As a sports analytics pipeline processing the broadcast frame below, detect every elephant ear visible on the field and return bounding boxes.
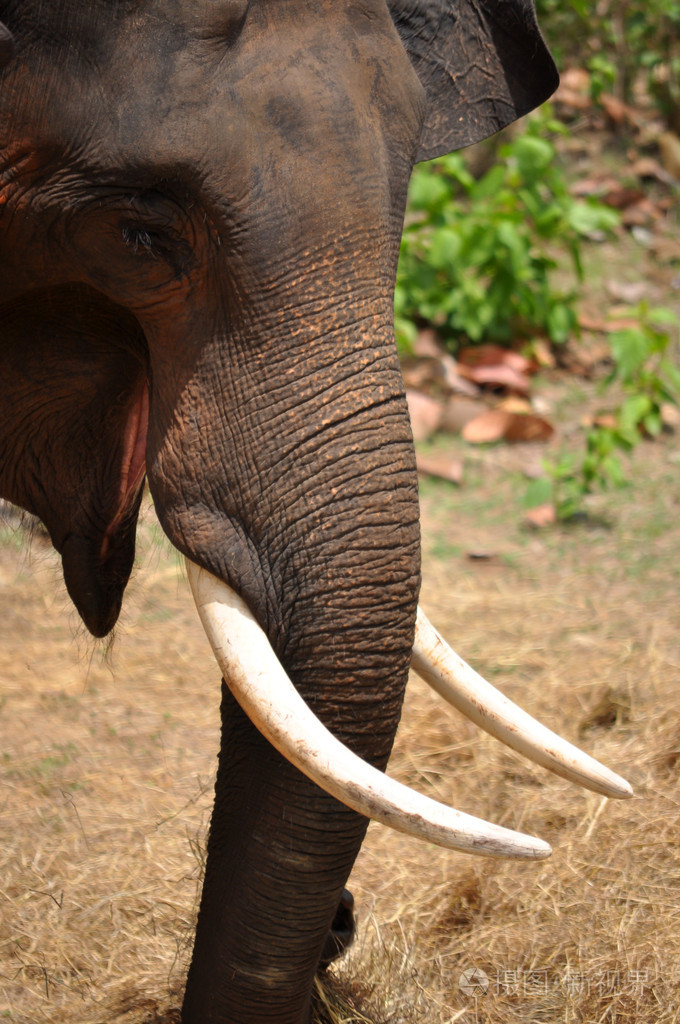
[388,0,559,161]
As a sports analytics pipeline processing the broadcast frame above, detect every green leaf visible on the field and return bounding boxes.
[547,302,575,343]
[643,410,663,436]
[619,393,652,431]
[524,477,553,509]
[567,201,620,236]
[511,135,554,176]
[428,227,462,269]
[609,327,650,381]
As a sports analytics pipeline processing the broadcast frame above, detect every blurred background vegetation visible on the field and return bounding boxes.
[397,0,680,521]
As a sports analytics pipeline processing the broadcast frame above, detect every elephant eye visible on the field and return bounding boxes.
[120,221,195,277]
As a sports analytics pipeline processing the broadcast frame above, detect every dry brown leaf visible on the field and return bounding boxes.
[578,315,640,333]
[457,347,533,395]
[593,413,618,430]
[570,175,620,198]
[401,356,445,392]
[606,280,650,304]
[560,67,591,92]
[462,408,554,444]
[554,68,592,112]
[405,390,442,441]
[600,93,637,126]
[620,198,663,227]
[498,396,533,414]
[631,156,677,186]
[530,338,556,369]
[458,344,532,374]
[650,234,680,263]
[415,452,464,485]
[412,327,445,359]
[457,362,531,395]
[602,186,646,210]
[402,355,479,398]
[658,131,680,181]
[525,503,557,528]
[438,395,487,435]
[661,403,680,429]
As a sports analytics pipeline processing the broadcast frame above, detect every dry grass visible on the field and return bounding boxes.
[1,432,679,1023]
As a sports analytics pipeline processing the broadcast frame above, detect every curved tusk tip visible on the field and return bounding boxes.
[609,776,634,800]
[525,838,552,861]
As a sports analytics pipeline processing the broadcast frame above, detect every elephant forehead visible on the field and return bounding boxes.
[1,0,422,166]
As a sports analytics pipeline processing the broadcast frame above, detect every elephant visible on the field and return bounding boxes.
[0,2,632,1022]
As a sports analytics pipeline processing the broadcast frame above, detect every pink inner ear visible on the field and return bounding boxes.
[99,381,149,563]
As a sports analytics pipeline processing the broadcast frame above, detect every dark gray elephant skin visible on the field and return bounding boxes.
[0,2,557,1022]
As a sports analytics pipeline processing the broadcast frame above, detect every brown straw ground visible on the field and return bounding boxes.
[1,436,679,1024]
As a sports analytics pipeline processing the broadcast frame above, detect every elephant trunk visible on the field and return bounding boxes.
[183,685,387,1024]
[145,314,421,1023]
[181,489,418,1022]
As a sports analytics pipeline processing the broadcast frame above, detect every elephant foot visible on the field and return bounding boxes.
[318,889,355,970]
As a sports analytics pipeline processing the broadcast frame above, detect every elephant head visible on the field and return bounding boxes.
[0,2,631,1022]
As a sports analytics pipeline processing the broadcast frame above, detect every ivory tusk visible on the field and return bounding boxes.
[412,607,633,800]
[186,559,552,861]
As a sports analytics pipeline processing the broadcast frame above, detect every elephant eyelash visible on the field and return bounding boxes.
[121,223,196,277]
[121,224,164,260]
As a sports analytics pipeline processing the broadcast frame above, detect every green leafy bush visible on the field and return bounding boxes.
[526,305,680,520]
[395,113,619,355]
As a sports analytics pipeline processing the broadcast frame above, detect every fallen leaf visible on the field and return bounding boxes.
[401,356,443,392]
[462,408,554,444]
[593,413,618,430]
[602,186,646,210]
[530,338,556,369]
[439,354,480,396]
[606,280,650,304]
[658,132,680,181]
[457,362,531,395]
[498,396,533,414]
[649,235,680,263]
[559,336,612,375]
[554,68,592,112]
[570,176,620,198]
[458,345,532,375]
[415,453,464,485]
[620,198,662,227]
[578,315,640,333]
[402,341,479,398]
[661,403,680,430]
[413,328,446,359]
[561,67,591,92]
[600,93,638,127]
[525,504,557,528]
[554,88,592,112]
[439,395,487,434]
[406,390,442,441]
[631,156,677,186]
